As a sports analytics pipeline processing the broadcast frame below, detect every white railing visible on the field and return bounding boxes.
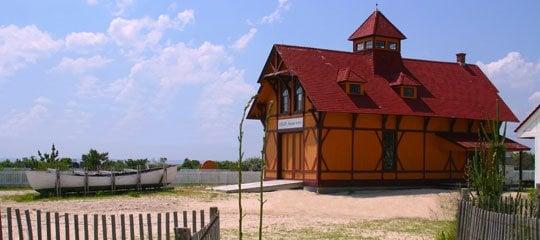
[0,169,261,187]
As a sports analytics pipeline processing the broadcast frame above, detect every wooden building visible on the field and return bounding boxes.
[247,10,529,189]
[515,105,540,185]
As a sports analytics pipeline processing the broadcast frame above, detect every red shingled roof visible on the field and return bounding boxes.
[348,10,406,40]
[389,72,421,86]
[272,44,518,122]
[336,67,367,83]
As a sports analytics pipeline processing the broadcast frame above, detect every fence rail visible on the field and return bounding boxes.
[0,207,219,240]
[0,169,261,187]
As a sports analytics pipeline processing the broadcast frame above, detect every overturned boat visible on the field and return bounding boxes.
[25,166,178,194]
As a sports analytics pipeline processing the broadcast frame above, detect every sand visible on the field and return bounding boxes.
[0,188,459,239]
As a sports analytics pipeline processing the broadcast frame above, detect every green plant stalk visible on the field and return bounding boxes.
[238,95,256,240]
[259,101,273,240]
[466,101,506,207]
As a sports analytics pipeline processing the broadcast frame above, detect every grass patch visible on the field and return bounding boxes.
[222,218,453,240]
[0,185,32,191]
[1,186,228,202]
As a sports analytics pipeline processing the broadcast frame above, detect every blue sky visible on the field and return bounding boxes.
[0,0,539,161]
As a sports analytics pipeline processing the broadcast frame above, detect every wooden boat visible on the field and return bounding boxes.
[25,166,177,194]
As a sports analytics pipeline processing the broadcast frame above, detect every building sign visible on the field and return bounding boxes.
[278,117,303,131]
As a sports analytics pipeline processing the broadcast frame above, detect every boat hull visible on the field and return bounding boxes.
[25,166,177,194]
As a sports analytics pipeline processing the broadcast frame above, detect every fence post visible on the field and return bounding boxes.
[461,188,470,201]
[536,184,540,217]
[174,228,191,240]
[25,210,33,240]
[0,209,3,240]
[55,212,60,240]
[15,209,23,240]
[210,207,219,238]
[65,213,70,240]
[7,207,13,240]
[46,212,51,240]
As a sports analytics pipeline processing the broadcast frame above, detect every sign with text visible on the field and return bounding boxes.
[278,117,303,131]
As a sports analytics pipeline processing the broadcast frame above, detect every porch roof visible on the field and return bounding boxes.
[437,132,530,151]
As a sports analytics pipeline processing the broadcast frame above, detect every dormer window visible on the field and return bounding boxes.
[401,86,417,98]
[365,41,373,49]
[281,88,289,114]
[348,83,364,95]
[375,41,385,49]
[389,42,398,50]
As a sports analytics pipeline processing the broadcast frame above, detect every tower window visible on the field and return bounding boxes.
[295,85,303,112]
[365,41,373,49]
[281,88,289,114]
[356,42,365,51]
[375,41,385,49]
[389,42,398,50]
[401,86,417,98]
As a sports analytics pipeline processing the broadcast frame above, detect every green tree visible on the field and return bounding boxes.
[244,157,263,171]
[36,144,71,170]
[81,149,109,171]
[125,159,149,169]
[38,144,59,163]
[180,158,200,169]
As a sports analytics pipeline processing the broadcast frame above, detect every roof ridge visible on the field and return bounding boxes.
[274,44,355,55]
[402,57,478,66]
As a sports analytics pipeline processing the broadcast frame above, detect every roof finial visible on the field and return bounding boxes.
[375,3,379,11]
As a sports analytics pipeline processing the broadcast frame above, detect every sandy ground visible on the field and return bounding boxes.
[0,188,459,239]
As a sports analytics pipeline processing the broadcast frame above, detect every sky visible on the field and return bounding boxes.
[0,0,539,161]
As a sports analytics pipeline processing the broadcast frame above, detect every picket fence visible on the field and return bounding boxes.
[457,199,540,240]
[0,169,261,187]
[0,207,219,240]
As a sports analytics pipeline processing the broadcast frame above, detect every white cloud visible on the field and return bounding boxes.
[0,25,62,77]
[231,28,257,50]
[108,11,195,55]
[529,91,540,104]
[128,42,228,91]
[86,0,98,5]
[261,0,290,24]
[198,68,255,131]
[51,55,111,74]
[65,32,108,49]
[100,41,254,136]
[176,9,195,28]
[0,97,51,137]
[113,0,134,16]
[477,52,540,88]
[77,75,102,97]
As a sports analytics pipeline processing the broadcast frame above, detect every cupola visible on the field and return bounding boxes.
[348,10,406,53]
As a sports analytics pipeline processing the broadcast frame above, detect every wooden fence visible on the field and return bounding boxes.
[457,199,540,239]
[0,207,219,240]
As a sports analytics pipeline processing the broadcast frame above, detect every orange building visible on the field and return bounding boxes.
[247,10,528,190]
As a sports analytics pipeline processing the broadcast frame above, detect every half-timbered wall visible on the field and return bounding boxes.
[318,113,481,185]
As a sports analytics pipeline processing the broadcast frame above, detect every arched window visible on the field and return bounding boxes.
[295,85,303,112]
[281,88,289,114]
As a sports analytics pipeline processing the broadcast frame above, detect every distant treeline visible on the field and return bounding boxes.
[180,157,263,171]
[0,144,264,171]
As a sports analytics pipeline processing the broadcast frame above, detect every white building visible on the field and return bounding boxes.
[515,105,540,185]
